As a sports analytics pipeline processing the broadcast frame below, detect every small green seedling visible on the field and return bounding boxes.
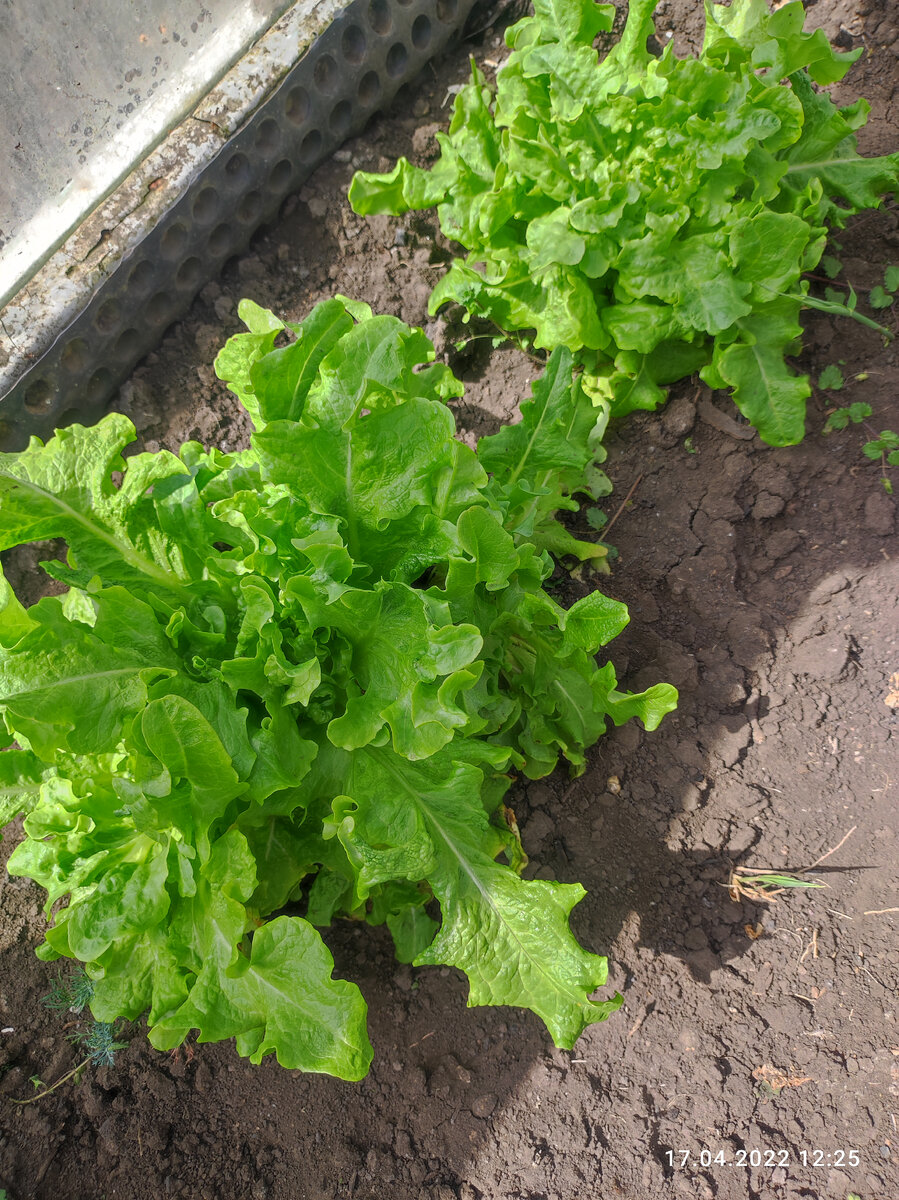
[869,264,899,309]
[729,867,826,904]
[818,364,845,391]
[862,429,899,493]
[12,970,127,1105]
[869,286,892,308]
[822,402,872,433]
[586,506,608,532]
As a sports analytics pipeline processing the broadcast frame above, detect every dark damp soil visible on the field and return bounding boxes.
[1,3,897,1198]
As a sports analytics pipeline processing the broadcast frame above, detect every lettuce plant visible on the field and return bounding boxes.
[349,0,899,446]
[0,299,676,1077]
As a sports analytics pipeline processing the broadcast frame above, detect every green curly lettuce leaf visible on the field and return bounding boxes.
[329,746,622,1046]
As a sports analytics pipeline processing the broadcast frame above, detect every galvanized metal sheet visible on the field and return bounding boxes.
[0,0,293,306]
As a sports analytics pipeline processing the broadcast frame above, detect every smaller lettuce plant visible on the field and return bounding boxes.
[0,299,675,1078]
[350,0,899,447]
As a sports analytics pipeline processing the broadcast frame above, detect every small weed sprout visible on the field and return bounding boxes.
[11,970,128,1104]
[862,430,899,493]
[728,867,826,904]
[869,263,899,310]
[71,1021,127,1069]
[821,401,899,493]
[44,967,95,1015]
[817,364,845,392]
[822,401,872,432]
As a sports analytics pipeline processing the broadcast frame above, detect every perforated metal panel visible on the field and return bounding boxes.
[0,0,478,451]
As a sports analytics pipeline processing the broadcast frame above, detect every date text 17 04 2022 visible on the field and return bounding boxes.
[664,1149,861,1170]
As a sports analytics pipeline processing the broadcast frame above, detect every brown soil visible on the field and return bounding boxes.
[1,3,898,1199]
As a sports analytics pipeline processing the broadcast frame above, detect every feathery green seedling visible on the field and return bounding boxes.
[12,1023,127,1105]
[12,970,127,1105]
[44,967,95,1015]
[70,1021,128,1069]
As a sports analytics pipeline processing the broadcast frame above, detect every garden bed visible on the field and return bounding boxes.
[0,1,897,1198]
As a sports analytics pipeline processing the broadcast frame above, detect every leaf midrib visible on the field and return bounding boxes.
[1,470,187,594]
[371,748,591,1012]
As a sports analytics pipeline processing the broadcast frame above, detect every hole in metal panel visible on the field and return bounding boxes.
[176,256,203,288]
[329,100,353,136]
[313,53,339,94]
[57,408,82,430]
[386,42,408,77]
[160,223,189,260]
[299,129,323,163]
[269,159,293,191]
[391,81,414,112]
[224,153,251,187]
[342,24,366,63]
[146,293,171,325]
[208,224,233,257]
[60,338,88,374]
[411,14,432,48]
[358,70,381,106]
[367,0,391,34]
[24,379,54,414]
[256,117,281,152]
[237,191,263,224]
[114,329,141,359]
[436,0,458,20]
[95,299,122,334]
[192,186,220,225]
[87,369,112,405]
[285,85,311,125]
[128,260,156,295]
